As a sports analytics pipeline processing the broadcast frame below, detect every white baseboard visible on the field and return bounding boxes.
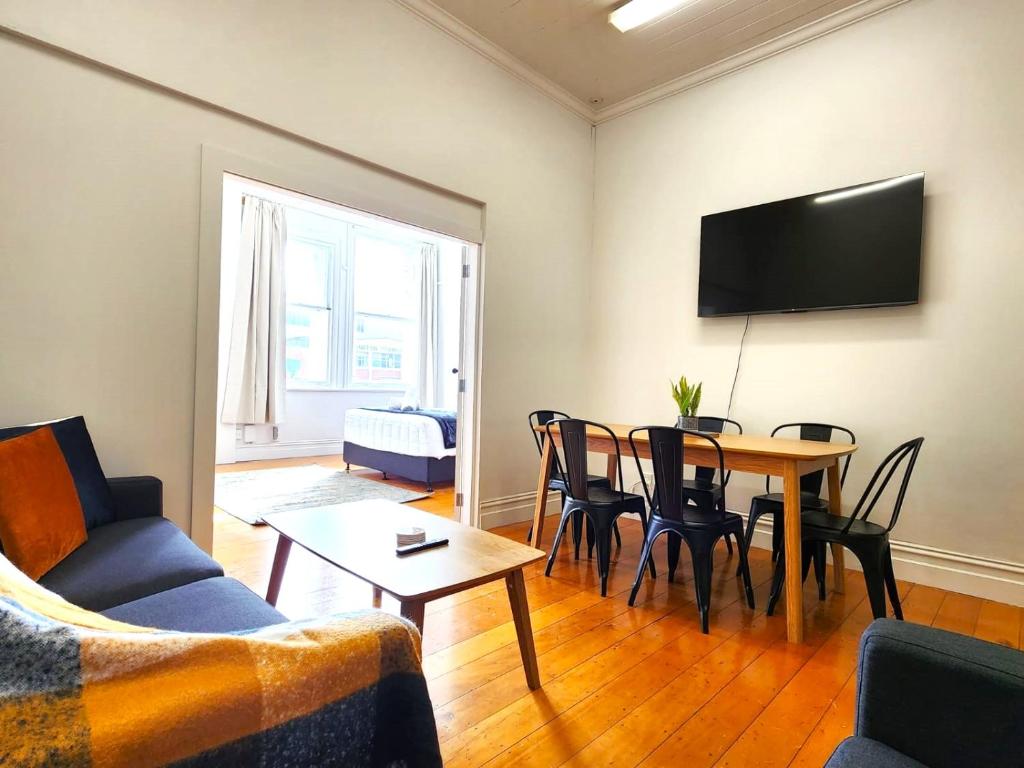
[479,491,561,530]
[230,438,344,463]
[478,491,1024,607]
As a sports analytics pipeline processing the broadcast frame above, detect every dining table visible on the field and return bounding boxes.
[530,423,858,644]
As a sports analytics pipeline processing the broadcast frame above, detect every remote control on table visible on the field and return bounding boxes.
[396,537,449,556]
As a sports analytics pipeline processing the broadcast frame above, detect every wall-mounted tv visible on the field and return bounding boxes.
[697,173,924,318]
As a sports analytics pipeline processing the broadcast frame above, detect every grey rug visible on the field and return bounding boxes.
[214,464,428,525]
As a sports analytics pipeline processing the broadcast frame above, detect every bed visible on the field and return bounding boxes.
[343,407,456,492]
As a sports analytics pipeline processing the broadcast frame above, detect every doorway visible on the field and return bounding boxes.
[190,148,484,556]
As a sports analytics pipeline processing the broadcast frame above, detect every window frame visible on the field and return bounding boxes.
[284,211,423,393]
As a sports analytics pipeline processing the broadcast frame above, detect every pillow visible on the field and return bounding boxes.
[0,416,116,529]
[0,427,87,580]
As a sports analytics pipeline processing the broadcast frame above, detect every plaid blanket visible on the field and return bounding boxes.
[0,555,441,767]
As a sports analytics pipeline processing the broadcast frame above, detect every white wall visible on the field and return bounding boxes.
[590,0,1024,600]
[0,0,594,535]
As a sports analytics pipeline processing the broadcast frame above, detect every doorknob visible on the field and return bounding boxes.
[451,368,459,374]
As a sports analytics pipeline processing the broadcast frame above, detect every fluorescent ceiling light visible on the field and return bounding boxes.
[609,0,692,33]
[813,173,924,204]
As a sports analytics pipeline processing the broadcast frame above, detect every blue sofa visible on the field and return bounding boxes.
[39,474,286,632]
[826,619,1024,767]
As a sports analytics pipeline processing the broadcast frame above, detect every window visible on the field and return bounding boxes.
[283,209,422,390]
[284,237,334,385]
[351,232,418,386]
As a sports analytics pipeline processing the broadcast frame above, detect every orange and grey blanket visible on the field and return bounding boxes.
[0,555,442,767]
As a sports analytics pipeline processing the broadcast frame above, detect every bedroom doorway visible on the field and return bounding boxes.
[208,171,481,566]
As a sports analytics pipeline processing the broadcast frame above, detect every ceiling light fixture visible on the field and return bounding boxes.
[609,0,692,33]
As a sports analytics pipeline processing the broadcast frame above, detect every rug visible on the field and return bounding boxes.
[214,464,429,525]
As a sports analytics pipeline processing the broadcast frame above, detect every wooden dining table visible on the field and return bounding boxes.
[530,423,857,644]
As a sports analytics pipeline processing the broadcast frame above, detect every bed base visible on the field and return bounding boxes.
[342,441,455,493]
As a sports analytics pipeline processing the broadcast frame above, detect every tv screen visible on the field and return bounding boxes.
[697,173,924,317]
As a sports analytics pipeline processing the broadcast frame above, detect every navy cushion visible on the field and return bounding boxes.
[0,416,117,529]
[825,737,927,768]
[39,517,223,611]
[103,577,286,633]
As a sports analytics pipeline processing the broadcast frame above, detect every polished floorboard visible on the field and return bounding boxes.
[213,456,1023,767]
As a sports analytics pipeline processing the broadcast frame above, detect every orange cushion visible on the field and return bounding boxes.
[0,426,87,580]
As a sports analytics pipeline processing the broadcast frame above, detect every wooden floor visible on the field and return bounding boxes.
[213,457,1023,767]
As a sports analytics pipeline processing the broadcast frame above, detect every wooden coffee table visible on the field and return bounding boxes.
[263,499,546,689]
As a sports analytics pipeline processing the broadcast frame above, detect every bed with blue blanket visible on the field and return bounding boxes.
[343,407,456,492]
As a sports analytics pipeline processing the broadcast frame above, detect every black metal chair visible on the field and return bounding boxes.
[741,423,856,593]
[767,437,924,620]
[628,426,755,633]
[543,419,654,596]
[527,410,619,555]
[684,416,743,557]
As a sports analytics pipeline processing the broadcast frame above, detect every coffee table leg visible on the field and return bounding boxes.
[266,535,292,606]
[506,569,541,689]
[400,601,425,633]
[372,586,383,608]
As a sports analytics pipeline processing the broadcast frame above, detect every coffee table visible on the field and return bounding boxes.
[263,499,546,689]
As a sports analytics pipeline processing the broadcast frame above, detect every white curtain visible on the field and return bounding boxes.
[221,195,287,425]
[417,243,440,410]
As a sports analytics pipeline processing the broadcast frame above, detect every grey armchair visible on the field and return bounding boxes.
[827,618,1024,767]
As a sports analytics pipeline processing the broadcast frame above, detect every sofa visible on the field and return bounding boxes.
[826,618,1024,768]
[38,474,286,632]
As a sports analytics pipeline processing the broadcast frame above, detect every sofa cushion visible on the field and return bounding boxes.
[39,517,223,611]
[825,737,928,768]
[0,427,87,579]
[0,416,117,530]
[102,577,287,633]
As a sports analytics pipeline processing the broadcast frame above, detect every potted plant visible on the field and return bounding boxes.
[671,375,702,430]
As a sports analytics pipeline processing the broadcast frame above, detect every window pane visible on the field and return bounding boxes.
[286,238,331,307]
[285,230,334,387]
[286,305,330,384]
[353,234,417,318]
[351,233,419,387]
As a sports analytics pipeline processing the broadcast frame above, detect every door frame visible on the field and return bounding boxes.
[191,145,485,550]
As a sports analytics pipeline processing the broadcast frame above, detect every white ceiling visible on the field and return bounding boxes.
[399,0,907,121]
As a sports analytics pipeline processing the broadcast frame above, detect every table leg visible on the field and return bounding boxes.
[372,586,383,608]
[827,460,846,594]
[400,600,426,634]
[605,453,617,490]
[783,460,804,644]
[530,437,555,549]
[266,535,292,606]
[506,569,541,689]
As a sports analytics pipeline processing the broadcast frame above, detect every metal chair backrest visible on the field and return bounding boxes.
[767,422,856,497]
[528,409,570,456]
[630,426,727,523]
[844,437,924,534]
[693,416,742,487]
[546,419,625,503]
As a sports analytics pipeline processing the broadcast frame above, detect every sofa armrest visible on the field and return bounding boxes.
[106,476,163,521]
[856,618,1024,768]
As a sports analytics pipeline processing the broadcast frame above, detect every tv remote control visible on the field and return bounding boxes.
[396,537,449,556]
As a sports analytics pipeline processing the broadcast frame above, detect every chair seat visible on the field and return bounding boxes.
[548,473,610,494]
[752,491,830,511]
[654,508,744,530]
[576,487,646,512]
[681,478,723,496]
[801,509,888,538]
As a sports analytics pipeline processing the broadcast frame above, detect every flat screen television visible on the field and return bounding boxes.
[697,173,924,317]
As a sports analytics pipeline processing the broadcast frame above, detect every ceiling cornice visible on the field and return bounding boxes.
[394,0,911,127]
[594,0,912,123]
[392,0,597,123]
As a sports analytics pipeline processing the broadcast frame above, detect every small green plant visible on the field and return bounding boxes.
[670,375,702,417]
